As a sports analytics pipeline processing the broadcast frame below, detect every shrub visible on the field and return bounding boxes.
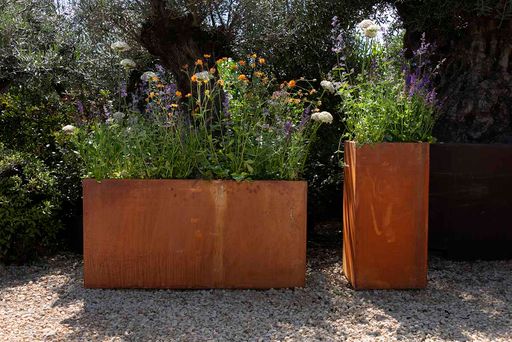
[0,145,63,264]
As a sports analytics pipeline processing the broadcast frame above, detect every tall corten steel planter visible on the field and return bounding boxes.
[343,141,429,290]
[83,179,307,289]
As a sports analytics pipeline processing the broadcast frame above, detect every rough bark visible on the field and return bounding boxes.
[139,0,232,92]
[397,5,512,143]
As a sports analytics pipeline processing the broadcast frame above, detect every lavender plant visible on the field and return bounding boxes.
[331,20,439,144]
[66,52,332,181]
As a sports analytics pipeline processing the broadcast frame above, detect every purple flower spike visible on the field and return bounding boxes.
[120,81,127,97]
[284,121,293,138]
[76,100,84,114]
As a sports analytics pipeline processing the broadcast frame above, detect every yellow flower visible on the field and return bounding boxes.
[149,92,156,99]
[258,57,266,65]
[204,54,211,58]
[217,79,225,86]
[191,75,198,82]
[238,74,249,82]
[195,59,203,66]
[250,63,256,68]
[171,104,179,109]
[216,58,224,64]
[151,76,159,82]
[254,71,264,78]
[185,93,192,98]
[288,80,297,88]
[157,83,165,88]
[176,90,183,98]
[251,53,257,58]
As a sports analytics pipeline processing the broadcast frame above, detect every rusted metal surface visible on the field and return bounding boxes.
[343,141,429,290]
[83,179,306,289]
[430,143,512,260]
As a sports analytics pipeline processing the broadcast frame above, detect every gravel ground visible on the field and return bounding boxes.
[0,249,511,342]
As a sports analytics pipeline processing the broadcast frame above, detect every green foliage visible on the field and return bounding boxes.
[71,56,331,181]
[332,23,437,144]
[0,144,63,264]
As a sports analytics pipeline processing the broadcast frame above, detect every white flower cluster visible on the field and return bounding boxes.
[358,19,380,38]
[62,125,76,134]
[120,58,136,69]
[111,41,131,53]
[194,71,213,81]
[140,71,157,81]
[320,80,336,94]
[311,111,333,124]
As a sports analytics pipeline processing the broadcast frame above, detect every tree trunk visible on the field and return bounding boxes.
[398,6,512,143]
[139,1,232,93]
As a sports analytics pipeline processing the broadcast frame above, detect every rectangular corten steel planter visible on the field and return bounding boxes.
[83,179,307,289]
[343,141,429,290]
[430,143,512,260]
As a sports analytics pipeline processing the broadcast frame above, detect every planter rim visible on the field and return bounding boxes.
[432,142,512,148]
[82,178,306,184]
[345,140,430,146]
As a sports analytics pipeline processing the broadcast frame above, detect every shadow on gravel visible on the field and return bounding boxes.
[4,249,509,340]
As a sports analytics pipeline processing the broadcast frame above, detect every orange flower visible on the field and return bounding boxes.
[157,83,165,88]
[195,59,203,66]
[238,74,249,82]
[149,91,156,99]
[176,90,183,98]
[238,60,246,66]
[204,54,211,58]
[151,76,159,82]
[191,75,198,82]
[258,57,266,65]
[254,71,264,78]
[288,80,297,88]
